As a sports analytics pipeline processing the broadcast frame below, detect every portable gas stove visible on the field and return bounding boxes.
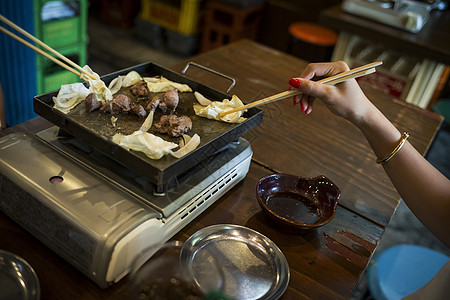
[0,62,263,288]
[342,0,447,33]
[0,128,252,288]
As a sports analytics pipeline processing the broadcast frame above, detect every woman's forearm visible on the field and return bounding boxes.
[357,104,450,247]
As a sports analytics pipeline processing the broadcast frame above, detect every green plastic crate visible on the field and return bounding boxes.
[34,0,88,48]
[36,43,87,94]
[44,68,81,92]
[41,17,84,48]
[34,0,88,94]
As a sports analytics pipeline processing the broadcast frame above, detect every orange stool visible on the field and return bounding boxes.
[288,22,338,62]
[200,0,265,53]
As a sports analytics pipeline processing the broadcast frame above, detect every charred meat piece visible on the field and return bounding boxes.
[146,96,161,113]
[154,115,192,137]
[130,80,149,97]
[113,94,131,111]
[100,94,131,114]
[131,103,147,117]
[84,93,102,112]
[159,89,179,114]
[100,101,122,114]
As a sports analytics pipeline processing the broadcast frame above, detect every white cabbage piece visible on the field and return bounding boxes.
[143,76,192,92]
[80,65,112,103]
[52,82,92,114]
[178,134,191,148]
[122,71,142,87]
[170,134,200,158]
[107,70,142,95]
[194,91,212,106]
[108,75,124,95]
[139,110,155,132]
[112,130,178,160]
[193,95,247,123]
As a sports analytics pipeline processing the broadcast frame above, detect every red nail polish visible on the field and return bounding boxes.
[289,78,301,88]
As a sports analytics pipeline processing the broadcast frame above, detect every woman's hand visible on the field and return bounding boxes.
[289,61,374,127]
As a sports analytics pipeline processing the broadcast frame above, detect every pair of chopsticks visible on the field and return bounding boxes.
[0,14,97,81]
[219,61,382,117]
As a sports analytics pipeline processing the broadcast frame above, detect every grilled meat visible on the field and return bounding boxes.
[159,89,179,114]
[100,94,131,114]
[131,103,147,117]
[146,96,161,112]
[154,115,192,137]
[130,80,149,98]
[84,93,102,112]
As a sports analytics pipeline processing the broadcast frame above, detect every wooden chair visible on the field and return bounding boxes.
[200,0,265,53]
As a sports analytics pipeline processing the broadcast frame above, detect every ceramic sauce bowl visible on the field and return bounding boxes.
[256,174,340,231]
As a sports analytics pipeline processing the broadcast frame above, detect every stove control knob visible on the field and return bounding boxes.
[400,12,424,33]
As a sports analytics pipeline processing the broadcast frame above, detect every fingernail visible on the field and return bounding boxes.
[292,97,296,106]
[289,78,302,88]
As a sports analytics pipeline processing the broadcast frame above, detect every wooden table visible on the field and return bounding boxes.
[0,40,443,299]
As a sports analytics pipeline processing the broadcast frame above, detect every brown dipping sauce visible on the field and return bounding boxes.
[266,192,320,224]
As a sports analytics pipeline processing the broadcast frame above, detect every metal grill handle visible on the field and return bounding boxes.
[181,62,236,94]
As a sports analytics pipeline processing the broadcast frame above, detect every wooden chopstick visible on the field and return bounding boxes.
[315,61,381,84]
[0,14,97,81]
[321,67,376,85]
[218,62,382,117]
[0,26,82,77]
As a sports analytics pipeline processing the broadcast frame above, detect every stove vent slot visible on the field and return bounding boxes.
[179,169,238,220]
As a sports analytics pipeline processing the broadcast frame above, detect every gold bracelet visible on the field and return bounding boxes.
[376,132,409,164]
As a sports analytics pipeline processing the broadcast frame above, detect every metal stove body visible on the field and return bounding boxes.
[0,128,253,288]
[342,0,447,33]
